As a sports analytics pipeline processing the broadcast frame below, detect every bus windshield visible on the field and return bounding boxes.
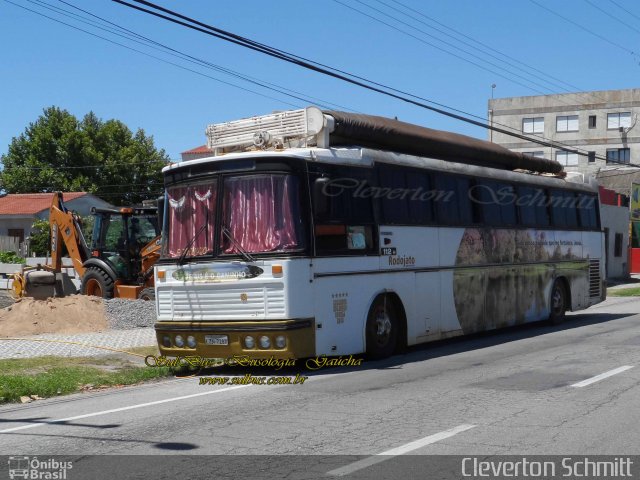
[164,173,305,260]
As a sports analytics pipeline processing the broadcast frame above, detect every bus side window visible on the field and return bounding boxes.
[310,165,376,254]
[474,180,516,226]
[550,190,567,228]
[578,194,598,229]
[563,192,579,228]
[517,186,537,226]
[551,190,578,229]
[535,189,551,227]
[378,164,433,225]
[434,173,475,225]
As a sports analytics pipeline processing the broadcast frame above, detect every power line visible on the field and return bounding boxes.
[4,0,340,111]
[339,0,615,111]
[378,0,612,106]
[338,0,560,97]
[584,0,640,36]
[49,0,353,112]
[529,0,640,63]
[112,0,629,166]
[608,0,640,22]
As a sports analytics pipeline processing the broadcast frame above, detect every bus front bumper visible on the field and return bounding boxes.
[154,318,315,359]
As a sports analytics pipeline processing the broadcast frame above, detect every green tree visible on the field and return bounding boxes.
[28,219,50,257]
[1,107,169,205]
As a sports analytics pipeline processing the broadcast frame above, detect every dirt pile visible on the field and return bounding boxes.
[0,295,107,337]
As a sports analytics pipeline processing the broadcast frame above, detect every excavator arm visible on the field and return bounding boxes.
[49,192,88,277]
[12,192,90,299]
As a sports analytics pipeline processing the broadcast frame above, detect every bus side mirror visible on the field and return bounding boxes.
[313,178,330,217]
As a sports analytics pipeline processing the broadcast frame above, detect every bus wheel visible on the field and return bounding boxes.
[365,295,398,359]
[549,280,567,325]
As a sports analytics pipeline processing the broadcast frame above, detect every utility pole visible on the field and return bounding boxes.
[489,84,496,142]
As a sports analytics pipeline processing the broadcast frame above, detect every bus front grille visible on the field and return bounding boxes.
[157,284,286,319]
[589,260,601,298]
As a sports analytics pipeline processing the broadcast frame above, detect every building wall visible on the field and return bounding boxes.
[489,89,640,177]
[600,204,629,279]
[0,195,114,253]
[0,217,34,238]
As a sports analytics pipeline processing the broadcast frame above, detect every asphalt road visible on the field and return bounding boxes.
[1,296,639,478]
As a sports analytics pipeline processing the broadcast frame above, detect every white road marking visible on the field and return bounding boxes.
[327,424,476,477]
[0,385,251,434]
[0,371,344,434]
[570,366,634,388]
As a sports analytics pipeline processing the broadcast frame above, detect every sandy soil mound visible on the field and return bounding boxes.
[0,295,107,337]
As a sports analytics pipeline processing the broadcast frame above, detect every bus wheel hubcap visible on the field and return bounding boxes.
[552,289,563,312]
[375,312,392,340]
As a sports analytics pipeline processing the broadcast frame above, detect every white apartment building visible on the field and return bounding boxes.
[488,88,640,178]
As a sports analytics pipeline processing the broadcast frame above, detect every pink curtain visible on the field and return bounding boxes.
[166,182,216,258]
[223,175,302,254]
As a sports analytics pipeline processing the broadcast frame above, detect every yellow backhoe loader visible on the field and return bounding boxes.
[12,192,162,300]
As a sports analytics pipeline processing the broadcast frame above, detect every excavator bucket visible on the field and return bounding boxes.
[11,267,77,300]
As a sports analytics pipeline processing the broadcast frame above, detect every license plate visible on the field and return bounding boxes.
[205,335,229,346]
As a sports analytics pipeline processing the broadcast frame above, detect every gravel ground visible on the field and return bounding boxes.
[0,290,157,330]
[104,297,158,329]
[0,290,15,309]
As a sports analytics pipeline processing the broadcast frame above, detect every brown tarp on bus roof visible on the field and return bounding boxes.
[324,110,563,174]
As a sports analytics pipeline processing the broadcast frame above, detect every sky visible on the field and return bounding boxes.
[1,0,640,161]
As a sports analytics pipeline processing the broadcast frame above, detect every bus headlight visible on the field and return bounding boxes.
[174,335,185,348]
[162,335,172,347]
[244,336,255,349]
[275,335,286,349]
[259,335,271,349]
[187,336,197,348]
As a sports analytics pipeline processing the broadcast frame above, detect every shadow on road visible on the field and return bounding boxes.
[182,311,634,378]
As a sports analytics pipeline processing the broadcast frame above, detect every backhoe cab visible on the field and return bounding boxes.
[12,192,161,301]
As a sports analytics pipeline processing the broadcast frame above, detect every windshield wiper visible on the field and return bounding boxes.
[221,225,256,263]
[177,223,208,266]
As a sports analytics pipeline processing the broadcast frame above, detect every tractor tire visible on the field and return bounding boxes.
[81,267,115,299]
[138,287,155,301]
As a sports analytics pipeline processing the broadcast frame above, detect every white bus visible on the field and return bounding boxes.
[154,107,605,359]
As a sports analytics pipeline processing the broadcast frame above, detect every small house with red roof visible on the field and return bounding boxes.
[0,192,113,244]
[181,145,213,162]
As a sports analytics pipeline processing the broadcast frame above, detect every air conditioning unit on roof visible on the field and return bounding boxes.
[206,106,329,153]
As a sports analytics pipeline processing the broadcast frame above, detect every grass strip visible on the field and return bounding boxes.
[0,347,172,404]
[607,287,640,297]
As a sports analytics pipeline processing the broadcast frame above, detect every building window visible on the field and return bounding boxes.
[7,228,24,242]
[522,117,544,134]
[614,233,623,257]
[556,115,578,132]
[606,148,630,164]
[588,151,596,162]
[607,112,631,129]
[588,115,596,128]
[523,151,544,158]
[556,151,579,166]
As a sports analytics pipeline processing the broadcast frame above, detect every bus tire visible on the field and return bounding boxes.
[548,279,567,325]
[81,267,115,299]
[365,295,399,359]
